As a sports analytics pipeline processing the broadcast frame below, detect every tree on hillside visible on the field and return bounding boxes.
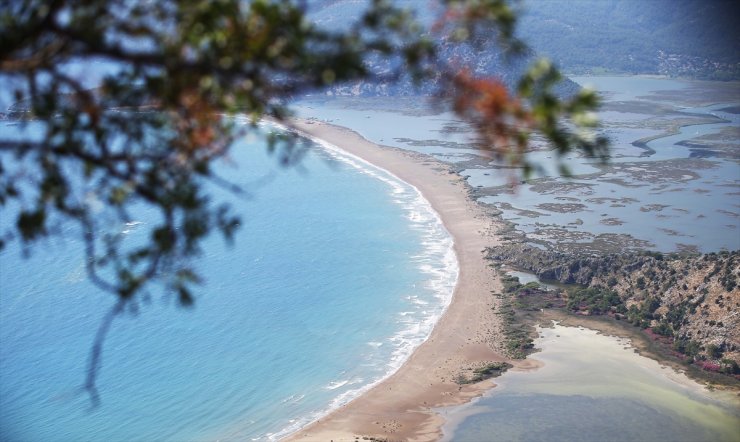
[0,0,607,402]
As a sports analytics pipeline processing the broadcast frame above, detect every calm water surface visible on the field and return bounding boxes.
[441,324,740,442]
[0,121,457,441]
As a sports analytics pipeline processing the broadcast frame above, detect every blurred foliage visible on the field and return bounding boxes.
[0,0,607,308]
[0,0,610,402]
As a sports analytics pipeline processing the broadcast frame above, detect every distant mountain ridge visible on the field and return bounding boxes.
[306,0,740,84]
[518,0,740,80]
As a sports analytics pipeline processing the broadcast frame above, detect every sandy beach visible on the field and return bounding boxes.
[284,119,524,441]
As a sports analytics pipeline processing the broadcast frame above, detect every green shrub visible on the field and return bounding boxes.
[719,359,739,375]
[653,321,673,337]
[456,362,513,384]
[706,344,723,359]
[566,287,622,315]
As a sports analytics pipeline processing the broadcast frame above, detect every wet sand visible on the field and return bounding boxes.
[284,119,517,441]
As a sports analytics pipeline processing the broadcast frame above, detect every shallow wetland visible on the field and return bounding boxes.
[299,75,740,440]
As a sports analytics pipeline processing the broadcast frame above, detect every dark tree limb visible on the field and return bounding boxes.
[83,298,126,408]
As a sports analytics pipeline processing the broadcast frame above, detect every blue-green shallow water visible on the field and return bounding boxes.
[0,121,456,441]
[441,325,740,442]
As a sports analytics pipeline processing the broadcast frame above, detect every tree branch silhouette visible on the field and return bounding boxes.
[0,0,608,404]
[83,298,126,408]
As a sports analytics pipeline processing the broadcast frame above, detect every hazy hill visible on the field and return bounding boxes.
[518,0,740,80]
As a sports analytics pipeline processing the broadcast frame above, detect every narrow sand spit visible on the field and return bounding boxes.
[284,119,521,441]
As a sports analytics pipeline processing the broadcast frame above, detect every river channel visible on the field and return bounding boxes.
[469,77,740,253]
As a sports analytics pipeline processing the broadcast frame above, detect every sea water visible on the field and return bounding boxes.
[0,120,457,441]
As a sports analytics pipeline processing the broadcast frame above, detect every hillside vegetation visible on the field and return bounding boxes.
[488,246,740,377]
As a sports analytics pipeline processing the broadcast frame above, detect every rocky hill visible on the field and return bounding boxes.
[488,245,740,375]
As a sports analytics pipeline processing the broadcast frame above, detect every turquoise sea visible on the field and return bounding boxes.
[0,120,456,441]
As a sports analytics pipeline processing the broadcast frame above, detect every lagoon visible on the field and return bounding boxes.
[441,324,740,442]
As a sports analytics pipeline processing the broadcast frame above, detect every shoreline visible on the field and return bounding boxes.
[537,311,740,393]
[440,321,740,442]
[284,119,515,441]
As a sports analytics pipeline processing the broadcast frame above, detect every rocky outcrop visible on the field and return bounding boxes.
[488,246,658,285]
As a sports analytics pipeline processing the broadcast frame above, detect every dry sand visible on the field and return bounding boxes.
[283,119,520,441]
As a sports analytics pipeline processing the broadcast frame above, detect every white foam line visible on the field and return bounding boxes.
[265,124,460,441]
